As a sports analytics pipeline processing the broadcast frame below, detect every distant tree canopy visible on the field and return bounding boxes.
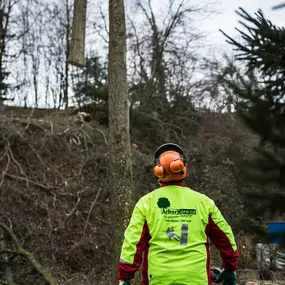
[220,8,285,224]
[73,56,108,106]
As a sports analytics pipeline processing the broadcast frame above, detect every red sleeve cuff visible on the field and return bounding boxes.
[222,250,239,271]
[118,262,136,280]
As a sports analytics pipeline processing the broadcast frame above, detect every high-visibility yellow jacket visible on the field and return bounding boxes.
[118,184,238,285]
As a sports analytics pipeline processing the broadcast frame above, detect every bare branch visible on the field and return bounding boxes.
[99,5,109,36]
[4,173,51,191]
[83,187,102,235]
[0,224,59,285]
[136,1,153,27]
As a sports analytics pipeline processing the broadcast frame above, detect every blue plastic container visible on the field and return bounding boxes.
[267,222,285,244]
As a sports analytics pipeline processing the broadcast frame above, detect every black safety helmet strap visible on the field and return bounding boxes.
[154,143,187,164]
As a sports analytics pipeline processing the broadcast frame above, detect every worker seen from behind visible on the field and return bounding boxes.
[117,143,238,285]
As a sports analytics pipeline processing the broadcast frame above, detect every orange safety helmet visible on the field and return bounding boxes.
[153,143,187,182]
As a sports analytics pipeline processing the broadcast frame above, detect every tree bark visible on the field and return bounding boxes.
[108,0,134,281]
[68,0,87,67]
[64,0,70,108]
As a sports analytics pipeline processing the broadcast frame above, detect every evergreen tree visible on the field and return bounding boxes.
[72,56,108,106]
[220,8,285,243]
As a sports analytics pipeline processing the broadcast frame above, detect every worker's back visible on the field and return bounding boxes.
[141,185,213,285]
[118,143,238,285]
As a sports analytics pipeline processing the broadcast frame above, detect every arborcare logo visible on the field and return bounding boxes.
[157,197,196,216]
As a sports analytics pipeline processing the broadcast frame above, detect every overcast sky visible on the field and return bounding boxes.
[199,0,285,55]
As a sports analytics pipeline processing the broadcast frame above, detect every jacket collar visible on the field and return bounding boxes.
[160,181,185,187]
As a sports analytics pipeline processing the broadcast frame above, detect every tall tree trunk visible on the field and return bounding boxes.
[0,9,4,103]
[68,0,87,67]
[108,0,134,281]
[0,6,9,102]
[64,0,70,109]
[32,52,39,108]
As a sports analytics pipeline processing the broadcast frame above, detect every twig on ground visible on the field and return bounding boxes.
[82,122,108,146]
[63,191,81,223]
[0,152,10,189]
[83,188,102,235]
[8,147,26,177]
[4,173,51,191]
[45,203,53,230]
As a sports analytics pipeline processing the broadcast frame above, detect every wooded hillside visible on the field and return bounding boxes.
[0,106,268,284]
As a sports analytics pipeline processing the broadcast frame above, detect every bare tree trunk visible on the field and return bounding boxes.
[31,51,39,108]
[68,0,87,67]
[64,0,70,109]
[0,2,11,103]
[0,8,4,104]
[108,0,134,281]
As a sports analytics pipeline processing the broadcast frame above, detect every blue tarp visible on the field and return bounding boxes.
[268,222,285,244]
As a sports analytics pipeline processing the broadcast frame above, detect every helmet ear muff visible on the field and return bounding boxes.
[153,144,187,182]
[169,159,185,173]
[154,164,166,178]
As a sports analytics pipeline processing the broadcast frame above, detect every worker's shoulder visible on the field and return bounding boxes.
[136,187,167,206]
[184,187,214,203]
[135,191,153,205]
[138,188,159,201]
